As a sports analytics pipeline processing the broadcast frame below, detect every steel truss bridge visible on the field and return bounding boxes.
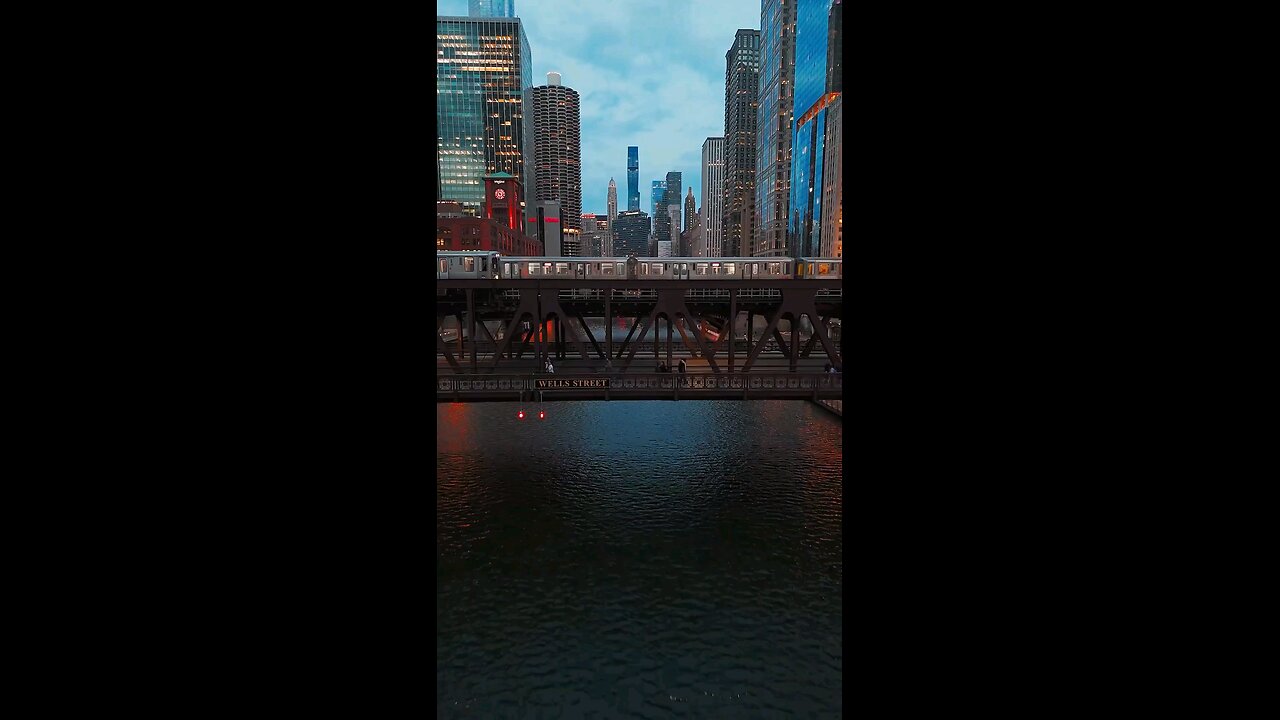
[435,278,844,376]
[438,372,842,402]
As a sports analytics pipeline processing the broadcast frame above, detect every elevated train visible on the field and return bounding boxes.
[437,251,841,281]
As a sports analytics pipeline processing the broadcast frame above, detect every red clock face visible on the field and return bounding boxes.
[494,188,506,200]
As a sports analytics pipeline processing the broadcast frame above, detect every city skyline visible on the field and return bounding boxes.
[437,0,761,218]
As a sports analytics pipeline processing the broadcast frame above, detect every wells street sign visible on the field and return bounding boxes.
[535,379,611,390]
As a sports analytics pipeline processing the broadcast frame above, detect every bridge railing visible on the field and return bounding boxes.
[437,372,842,397]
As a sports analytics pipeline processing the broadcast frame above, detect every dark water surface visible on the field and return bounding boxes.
[438,400,843,718]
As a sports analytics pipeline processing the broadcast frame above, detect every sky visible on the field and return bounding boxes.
[438,0,762,219]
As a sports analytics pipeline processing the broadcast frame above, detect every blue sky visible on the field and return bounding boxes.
[438,0,761,219]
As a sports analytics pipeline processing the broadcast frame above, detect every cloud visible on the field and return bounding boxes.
[438,0,762,219]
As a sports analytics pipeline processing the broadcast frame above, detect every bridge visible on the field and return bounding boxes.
[435,274,844,379]
[438,372,842,402]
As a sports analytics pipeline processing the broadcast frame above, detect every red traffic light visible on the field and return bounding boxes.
[538,410,546,420]
[517,410,525,419]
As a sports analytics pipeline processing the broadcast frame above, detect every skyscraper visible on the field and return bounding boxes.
[788,0,841,259]
[650,180,666,222]
[655,171,682,251]
[613,210,651,256]
[627,147,640,211]
[684,187,697,238]
[607,178,618,234]
[701,137,725,257]
[724,29,761,257]
[756,0,797,257]
[530,72,583,254]
[437,15,534,230]
[468,0,515,17]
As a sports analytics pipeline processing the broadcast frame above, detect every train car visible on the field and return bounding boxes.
[796,258,843,279]
[437,251,501,279]
[494,256,807,280]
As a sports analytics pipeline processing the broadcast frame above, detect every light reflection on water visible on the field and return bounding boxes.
[438,400,842,718]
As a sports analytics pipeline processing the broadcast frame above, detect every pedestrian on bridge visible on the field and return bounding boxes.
[546,359,555,374]
[678,359,687,386]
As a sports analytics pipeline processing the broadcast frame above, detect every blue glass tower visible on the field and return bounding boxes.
[627,146,639,210]
[468,0,515,17]
[788,0,840,258]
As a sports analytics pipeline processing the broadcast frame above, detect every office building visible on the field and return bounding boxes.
[788,0,841,259]
[613,210,650,257]
[627,147,640,210]
[532,199,563,256]
[701,137,725,257]
[724,29,761,257]
[650,180,666,221]
[468,0,515,17]
[668,205,681,255]
[756,0,797,257]
[437,15,534,231]
[684,187,696,237]
[437,178,542,255]
[682,211,703,257]
[607,178,618,235]
[655,170,682,251]
[530,72,582,254]
[819,95,841,258]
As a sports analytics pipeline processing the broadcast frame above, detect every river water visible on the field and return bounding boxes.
[437,400,843,717]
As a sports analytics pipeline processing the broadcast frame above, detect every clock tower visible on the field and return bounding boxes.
[483,172,524,236]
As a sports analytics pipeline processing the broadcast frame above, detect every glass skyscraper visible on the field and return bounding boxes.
[788,0,840,258]
[724,29,761,258]
[437,16,534,232]
[756,0,796,258]
[627,147,640,210]
[613,210,651,257]
[655,171,682,250]
[650,180,666,221]
[468,0,515,17]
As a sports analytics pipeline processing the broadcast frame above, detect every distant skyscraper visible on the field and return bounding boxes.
[724,29,761,257]
[627,147,640,211]
[531,72,583,254]
[756,0,797,257]
[437,15,533,231]
[682,211,703,257]
[788,0,841,259]
[468,0,515,17]
[655,171,682,248]
[701,137,725,257]
[667,205,681,256]
[684,187,696,237]
[613,210,651,256]
[650,180,666,222]
[607,178,618,233]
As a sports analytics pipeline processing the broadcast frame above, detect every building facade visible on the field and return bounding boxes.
[682,211,703,257]
[724,29,761,257]
[756,0,797,257]
[437,201,542,255]
[437,16,534,231]
[532,199,563,256]
[607,178,618,235]
[650,180,666,221]
[701,137,725,257]
[468,0,515,17]
[627,147,640,210]
[613,210,651,257]
[530,72,582,254]
[655,171,682,250]
[787,0,841,259]
[819,95,841,258]
[684,187,696,238]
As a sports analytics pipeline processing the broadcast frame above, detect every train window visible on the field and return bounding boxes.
[725,263,736,275]
[639,264,648,275]
[769,262,781,274]
[783,263,790,274]
[480,257,488,272]
[651,263,664,274]
[544,263,553,275]
[818,262,830,275]
[695,263,708,275]
[556,263,569,275]
[438,259,447,273]
[584,264,592,275]
[529,262,540,275]
[616,263,625,275]
[601,263,615,275]
[751,263,759,276]
[464,257,475,272]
